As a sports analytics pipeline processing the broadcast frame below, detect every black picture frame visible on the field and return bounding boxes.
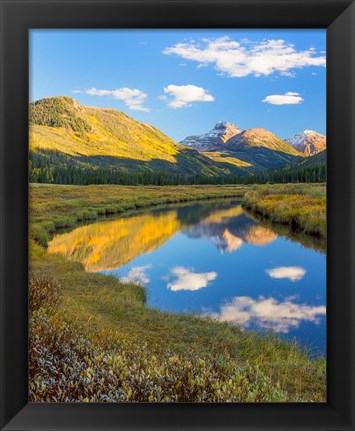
[0,0,354,430]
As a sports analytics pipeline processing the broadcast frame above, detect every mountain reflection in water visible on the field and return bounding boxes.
[48,200,277,271]
[48,199,326,355]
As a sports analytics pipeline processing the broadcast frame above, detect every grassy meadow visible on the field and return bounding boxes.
[242,183,326,239]
[29,183,326,402]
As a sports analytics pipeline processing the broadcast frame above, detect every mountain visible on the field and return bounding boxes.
[292,149,326,169]
[29,97,249,183]
[263,149,326,184]
[286,130,326,156]
[278,149,326,175]
[181,125,304,172]
[226,128,303,170]
[180,121,242,151]
[29,97,321,186]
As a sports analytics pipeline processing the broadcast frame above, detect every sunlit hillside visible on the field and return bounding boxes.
[201,151,254,173]
[29,97,248,181]
[225,128,303,171]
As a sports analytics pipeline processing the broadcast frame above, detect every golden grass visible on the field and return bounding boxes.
[242,183,326,239]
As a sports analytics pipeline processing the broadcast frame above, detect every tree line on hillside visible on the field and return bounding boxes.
[29,154,326,186]
[245,163,326,184]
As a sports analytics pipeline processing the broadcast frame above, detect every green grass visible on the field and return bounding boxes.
[29,183,326,402]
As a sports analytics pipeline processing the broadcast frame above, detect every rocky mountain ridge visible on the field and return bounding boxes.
[180,121,242,151]
[29,97,326,184]
[286,130,326,156]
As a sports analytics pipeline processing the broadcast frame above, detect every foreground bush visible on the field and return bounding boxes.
[29,272,61,314]
[28,273,290,402]
[29,311,288,403]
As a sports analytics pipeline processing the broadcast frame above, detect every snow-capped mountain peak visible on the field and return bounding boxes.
[180,121,242,151]
[286,130,326,156]
[215,120,233,129]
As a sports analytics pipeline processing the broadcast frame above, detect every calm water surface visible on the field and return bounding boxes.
[49,199,326,356]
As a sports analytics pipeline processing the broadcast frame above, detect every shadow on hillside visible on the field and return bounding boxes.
[225,147,302,170]
[29,148,263,178]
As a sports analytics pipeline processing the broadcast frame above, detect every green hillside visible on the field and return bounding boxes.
[250,149,326,184]
[294,149,326,168]
[29,97,249,184]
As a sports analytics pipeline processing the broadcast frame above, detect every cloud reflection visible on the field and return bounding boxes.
[266,266,306,282]
[167,267,217,291]
[206,296,325,333]
[122,264,152,285]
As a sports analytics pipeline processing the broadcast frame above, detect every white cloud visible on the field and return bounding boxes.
[163,37,326,78]
[266,266,306,282]
[72,89,83,94]
[85,87,149,112]
[163,84,214,109]
[262,92,304,105]
[206,296,325,333]
[167,267,217,291]
[122,264,152,285]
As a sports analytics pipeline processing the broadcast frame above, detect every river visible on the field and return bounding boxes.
[48,198,326,356]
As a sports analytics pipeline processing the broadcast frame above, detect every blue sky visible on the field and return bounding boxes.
[30,29,326,141]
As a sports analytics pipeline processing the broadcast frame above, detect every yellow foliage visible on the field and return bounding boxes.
[203,151,252,168]
[49,210,180,271]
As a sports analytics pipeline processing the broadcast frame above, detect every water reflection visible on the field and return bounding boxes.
[48,200,277,270]
[184,209,277,253]
[266,266,306,282]
[244,225,278,246]
[122,264,152,285]
[167,267,218,292]
[48,210,180,271]
[205,296,326,333]
[48,199,326,353]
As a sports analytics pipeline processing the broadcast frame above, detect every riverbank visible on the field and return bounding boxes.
[30,183,249,247]
[242,183,326,239]
[29,183,326,402]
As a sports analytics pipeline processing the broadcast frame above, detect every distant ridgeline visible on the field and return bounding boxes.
[29,97,326,185]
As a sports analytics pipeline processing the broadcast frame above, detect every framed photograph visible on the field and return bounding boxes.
[1,0,354,430]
